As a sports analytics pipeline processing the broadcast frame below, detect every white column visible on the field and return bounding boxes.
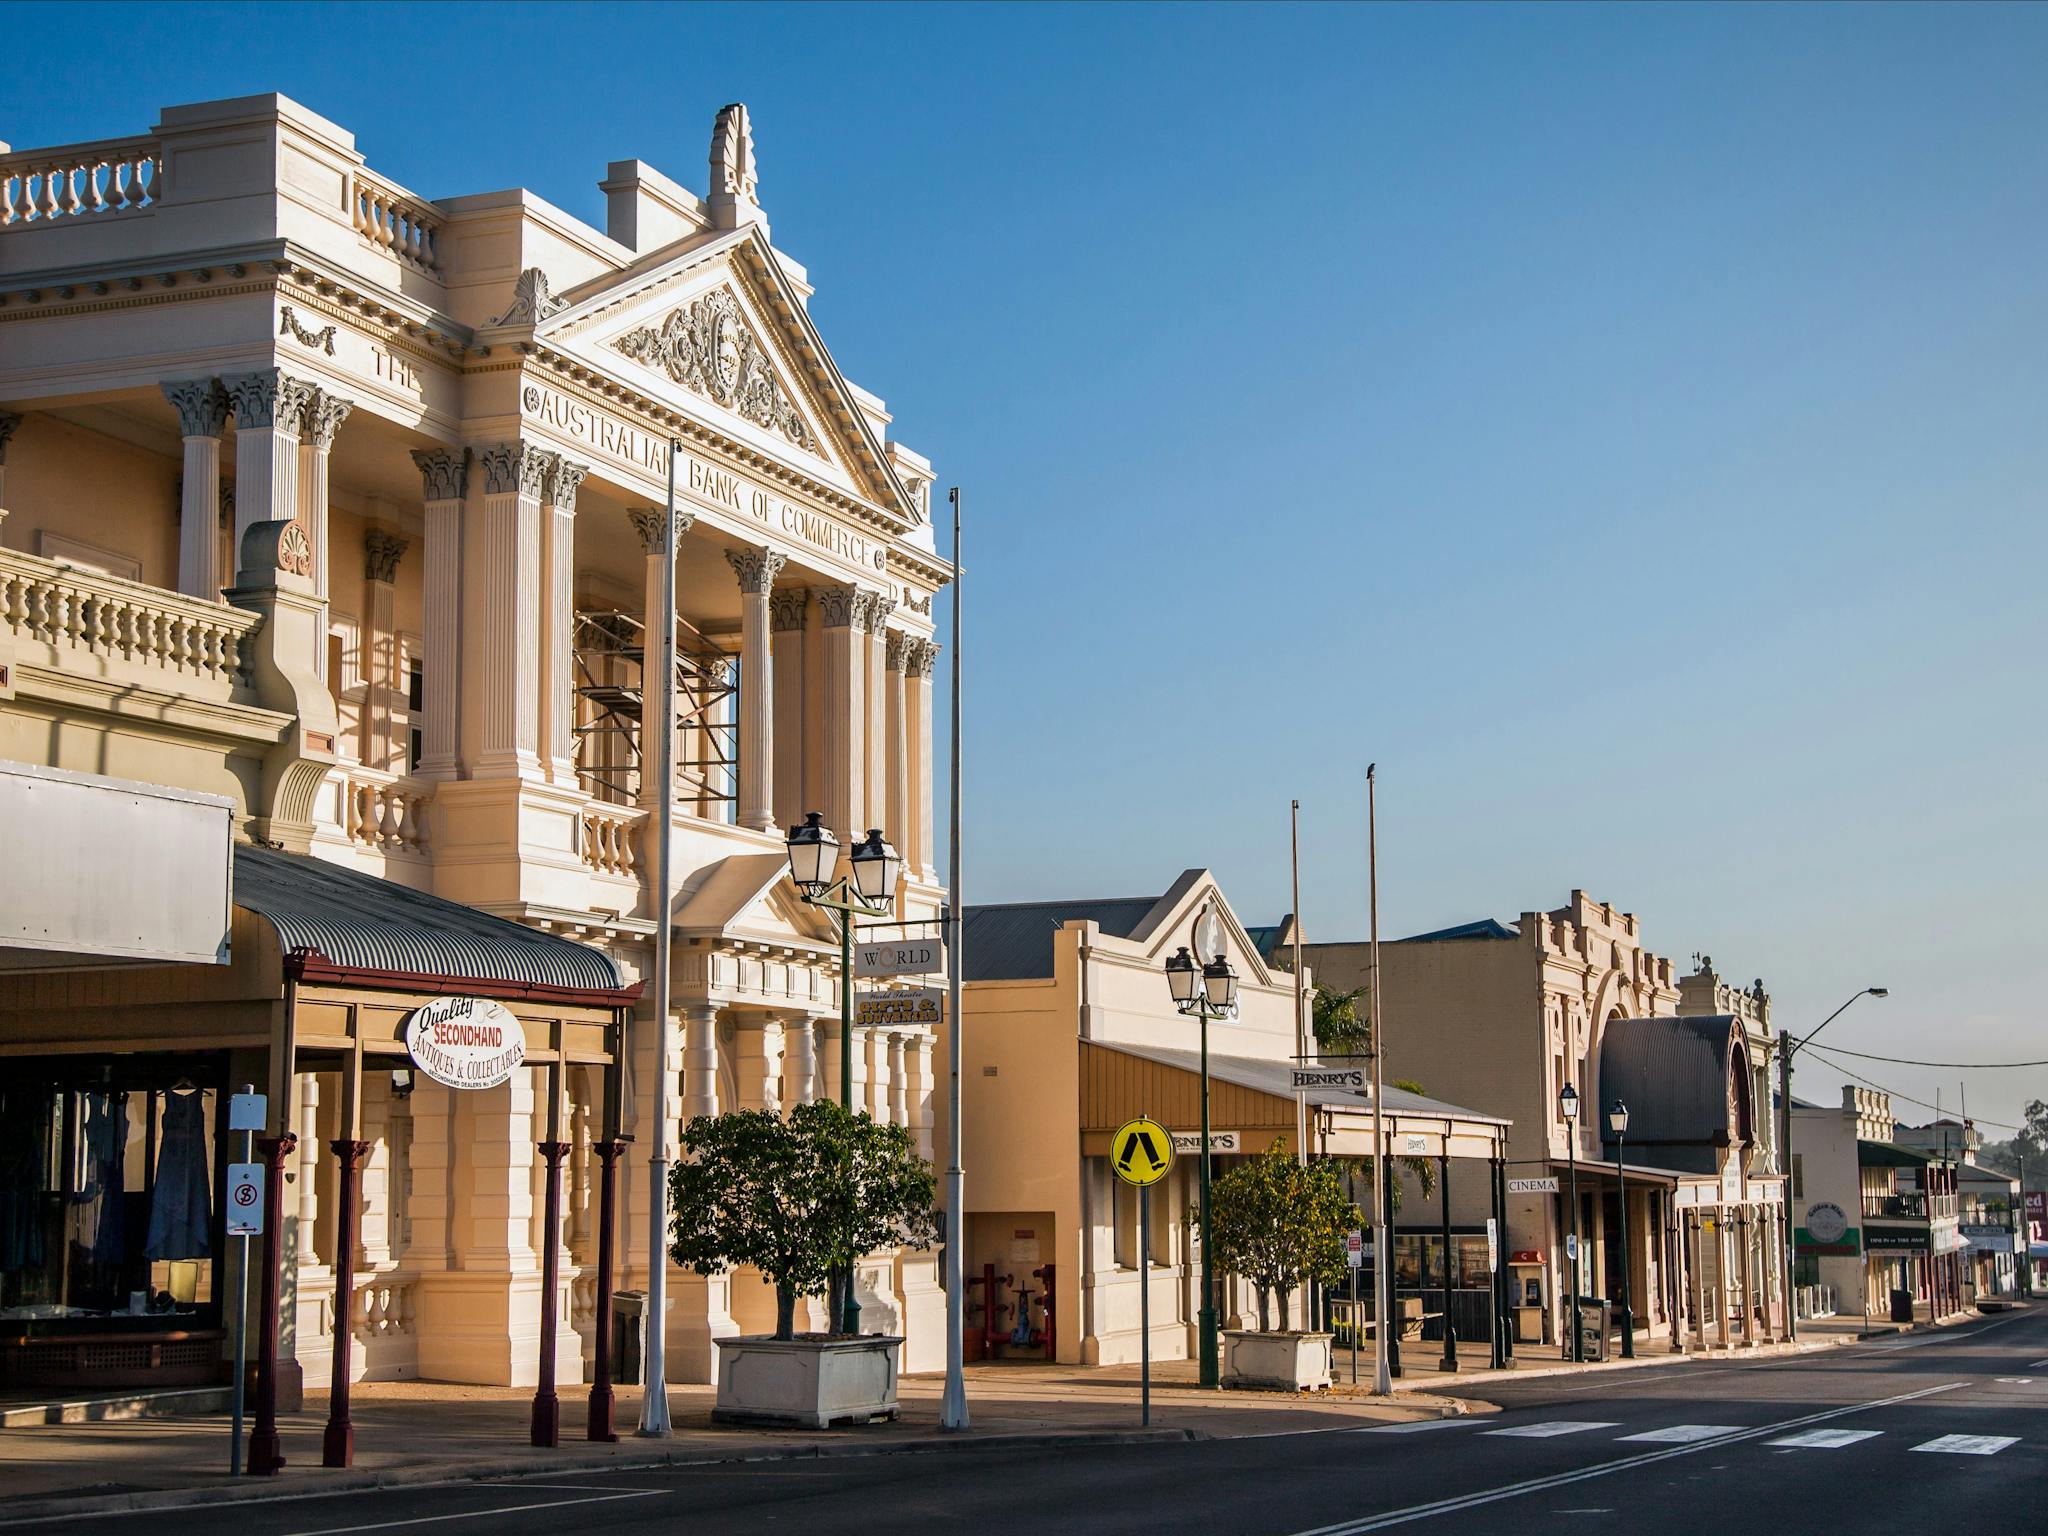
[911,1031,935,1161]
[784,1014,817,1107]
[864,597,894,841]
[886,1030,908,1128]
[769,589,807,832]
[542,457,587,786]
[817,586,867,845]
[630,507,693,809]
[683,1002,721,1122]
[296,1073,322,1265]
[884,631,910,875]
[299,390,354,670]
[758,1019,786,1114]
[867,1027,891,1123]
[363,530,409,771]
[223,369,313,554]
[472,441,548,779]
[0,412,18,536]
[908,640,939,883]
[725,545,787,832]
[410,450,467,780]
[819,1017,844,1106]
[161,380,227,599]
[847,1023,870,1118]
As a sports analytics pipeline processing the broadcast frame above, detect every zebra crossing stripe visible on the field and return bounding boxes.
[1910,1435,2018,1456]
[1616,1424,1744,1444]
[1481,1421,1618,1438]
[1766,1428,1883,1449]
[1358,1419,1472,1434]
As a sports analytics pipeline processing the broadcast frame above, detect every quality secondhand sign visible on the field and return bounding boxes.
[404,996,527,1090]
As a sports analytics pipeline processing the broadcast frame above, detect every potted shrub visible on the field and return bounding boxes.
[669,1099,937,1427]
[1203,1143,1358,1391]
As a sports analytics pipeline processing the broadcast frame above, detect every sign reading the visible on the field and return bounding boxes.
[226,1162,265,1236]
[404,996,527,1092]
[1170,1130,1240,1155]
[1508,1177,1561,1195]
[855,937,946,979]
[1113,1117,1174,1187]
[854,988,943,1028]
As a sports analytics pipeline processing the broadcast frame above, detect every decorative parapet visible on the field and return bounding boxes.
[338,767,431,854]
[1,136,164,226]
[579,801,646,877]
[346,166,443,275]
[0,546,258,690]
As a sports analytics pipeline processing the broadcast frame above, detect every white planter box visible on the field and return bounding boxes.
[1223,1329,1334,1391]
[712,1335,904,1428]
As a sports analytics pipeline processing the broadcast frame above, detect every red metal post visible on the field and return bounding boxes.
[531,1139,569,1448]
[587,1138,625,1442]
[322,1139,373,1467]
[246,1132,297,1476]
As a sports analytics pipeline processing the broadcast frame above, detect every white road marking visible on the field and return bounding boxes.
[1615,1424,1745,1443]
[275,1489,666,1536]
[2026,1357,2048,1368]
[1910,1434,2019,1456]
[1993,1377,2035,1384]
[1356,1418,1473,1433]
[1284,1382,1964,1536]
[1765,1428,1883,1449]
[1480,1420,1619,1438]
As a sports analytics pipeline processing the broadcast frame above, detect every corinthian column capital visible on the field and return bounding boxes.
[816,584,862,629]
[630,505,694,553]
[863,594,897,635]
[476,439,552,499]
[223,368,317,432]
[161,378,229,439]
[724,544,788,595]
[410,447,469,503]
[301,387,355,450]
[769,587,808,632]
[545,456,589,514]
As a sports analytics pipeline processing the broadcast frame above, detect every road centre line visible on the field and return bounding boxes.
[275,1488,666,1536]
[1284,1381,1965,1536]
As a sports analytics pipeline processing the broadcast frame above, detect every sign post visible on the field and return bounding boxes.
[1112,1116,1173,1426]
[1346,1227,1364,1384]
[224,1088,266,1477]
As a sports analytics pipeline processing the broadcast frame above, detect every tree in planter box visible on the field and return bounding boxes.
[1202,1142,1361,1331]
[668,1099,938,1340]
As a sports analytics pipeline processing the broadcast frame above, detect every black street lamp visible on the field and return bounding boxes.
[1608,1099,1634,1359]
[1560,1081,1581,1362]
[785,812,901,1334]
[1167,942,1237,1388]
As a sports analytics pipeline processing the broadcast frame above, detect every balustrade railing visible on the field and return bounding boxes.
[346,169,443,275]
[1,138,164,226]
[340,769,432,854]
[1865,1192,1928,1220]
[579,802,645,876]
[0,549,258,689]
[351,1271,417,1342]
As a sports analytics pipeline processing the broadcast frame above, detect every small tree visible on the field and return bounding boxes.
[1201,1143,1361,1331]
[668,1099,938,1340]
[1312,982,1370,1058]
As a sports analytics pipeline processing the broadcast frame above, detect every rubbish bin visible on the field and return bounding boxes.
[611,1289,649,1385]
[1573,1297,1611,1362]
[1890,1288,1914,1324]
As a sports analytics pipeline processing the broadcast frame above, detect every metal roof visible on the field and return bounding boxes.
[234,845,629,995]
[1597,1014,1749,1162]
[1099,1040,1510,1126]
[1400,918,1518,943]
[960,897,1161,982]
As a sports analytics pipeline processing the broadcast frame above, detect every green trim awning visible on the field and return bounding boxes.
[1858,1139,1937,1169]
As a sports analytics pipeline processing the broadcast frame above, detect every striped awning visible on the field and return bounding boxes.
[234,845,631,998]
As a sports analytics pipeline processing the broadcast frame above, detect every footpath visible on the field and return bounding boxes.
[0,1310,1961,1525]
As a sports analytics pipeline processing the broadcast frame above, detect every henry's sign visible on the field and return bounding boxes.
[855,937,946,979]
[404,996,527,1091]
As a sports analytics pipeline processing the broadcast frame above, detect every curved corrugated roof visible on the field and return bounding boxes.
[1598,1014,1750,1157]
[234,845,628,993]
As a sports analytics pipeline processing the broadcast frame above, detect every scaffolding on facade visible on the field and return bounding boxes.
[572,606,738,818]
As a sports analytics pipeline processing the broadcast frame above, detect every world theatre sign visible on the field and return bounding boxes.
[522,384,886,574]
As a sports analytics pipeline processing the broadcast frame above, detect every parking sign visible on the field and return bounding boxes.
[226,1162,265,1236]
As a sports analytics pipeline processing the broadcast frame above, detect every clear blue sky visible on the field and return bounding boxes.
[6,2,2044,1130]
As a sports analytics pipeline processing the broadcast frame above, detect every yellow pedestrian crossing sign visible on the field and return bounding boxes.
[1113,1116,1173,1187]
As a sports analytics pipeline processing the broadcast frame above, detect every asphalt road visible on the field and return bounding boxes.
[22,1311,2047,1536]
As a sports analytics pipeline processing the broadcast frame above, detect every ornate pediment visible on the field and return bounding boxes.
[613,287,815,453]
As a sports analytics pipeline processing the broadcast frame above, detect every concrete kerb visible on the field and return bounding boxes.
[0,1426,1202,1528]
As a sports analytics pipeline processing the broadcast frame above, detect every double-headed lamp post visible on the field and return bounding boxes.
[1608,1100,1633,1359]
[785,811,901,1335]
[1779,985,1887,1341]
[1165,944,1238,1389]
[1560,1082,1581,1362]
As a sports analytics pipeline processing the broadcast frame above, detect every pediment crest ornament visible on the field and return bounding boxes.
[613,288,816,453]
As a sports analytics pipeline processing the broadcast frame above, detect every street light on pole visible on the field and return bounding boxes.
[1608,1099,1633,1359]
[1166,941,1238,1389]
[785,812,901,1334]
[1778,986,1886,1341]
[1560,1081,1581,1362]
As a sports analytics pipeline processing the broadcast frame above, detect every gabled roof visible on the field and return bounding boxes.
[234,846,630,998]
[961,897,1160,982]
[669,851,834,947]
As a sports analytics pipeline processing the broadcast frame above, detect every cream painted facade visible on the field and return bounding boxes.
[0,94,950,1390]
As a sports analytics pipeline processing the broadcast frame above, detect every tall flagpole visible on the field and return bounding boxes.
[1368,764,1390,1395]
[940,487,969,1431]
[1291,800,1307,1168]
[638,443,682,1435]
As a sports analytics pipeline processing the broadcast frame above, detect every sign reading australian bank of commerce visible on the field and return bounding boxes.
[522,385,887,574]
[404,996,527,1091]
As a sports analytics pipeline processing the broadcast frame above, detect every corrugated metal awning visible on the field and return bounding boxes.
[234,845,632,1000]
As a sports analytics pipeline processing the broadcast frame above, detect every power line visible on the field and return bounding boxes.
[1809,1043,2048,1070]
[1801,1044,2027,1133]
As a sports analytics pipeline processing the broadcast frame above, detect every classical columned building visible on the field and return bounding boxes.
[0,93,948,1394]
